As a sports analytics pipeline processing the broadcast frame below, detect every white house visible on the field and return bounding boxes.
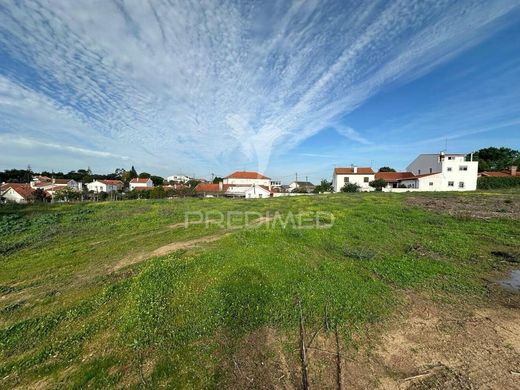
[0,183,36,203]
[288,181,315,192]
[31,178,79,190]
[87,180,124,193]
[222,171,271,187]
[194,180,274,199]
[166,174,192,183]
[332,167,375,192]
[406,153,478,191]
[129,178,154,190]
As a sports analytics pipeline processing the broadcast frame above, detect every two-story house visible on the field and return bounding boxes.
[406,153,478,191]
[332,167,375,192]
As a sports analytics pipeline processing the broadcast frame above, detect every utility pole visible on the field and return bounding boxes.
[296,172,298,182]
[305,176,308,183]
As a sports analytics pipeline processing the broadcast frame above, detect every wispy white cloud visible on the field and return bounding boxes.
[0,135,129,160]
[0,0,519,174]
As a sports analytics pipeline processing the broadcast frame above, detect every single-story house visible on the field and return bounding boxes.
[194,181,274,199]
[288,181,315,192]
[129,178,154,190]
[87,180,124,193]
[374,172,416,188]
[0,183,37,203]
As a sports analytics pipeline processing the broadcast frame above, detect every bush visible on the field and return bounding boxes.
[477,176,520,189]
[369,179,387,191]
[341,183,360,192]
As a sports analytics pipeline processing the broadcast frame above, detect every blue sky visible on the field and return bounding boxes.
[1,0,519,183]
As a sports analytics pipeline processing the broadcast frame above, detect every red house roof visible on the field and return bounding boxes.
[194,183,231,193]
[224,171,270,180]
[100,179,123,185]
[130,178,151,183]
[375,172,416,182]
[334,167,374,175]
[1,183,36,199]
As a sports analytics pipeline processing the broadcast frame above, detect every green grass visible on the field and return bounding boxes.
[0,192,518,388]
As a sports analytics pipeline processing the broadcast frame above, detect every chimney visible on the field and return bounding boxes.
[218,181,223,191]
[511,166,517,177]
[353,166,358,173]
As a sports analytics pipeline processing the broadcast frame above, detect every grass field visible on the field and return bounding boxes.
[0,192,519,388]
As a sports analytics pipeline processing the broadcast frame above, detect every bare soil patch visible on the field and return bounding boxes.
[406,195,520,219]
[216,288,520,389]
[343,292,520,389]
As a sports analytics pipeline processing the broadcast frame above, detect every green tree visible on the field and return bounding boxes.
[32,188,48,202]
[129,166,138,179]
[378,166,396,172]
[150,175,165,186]
[149,186,166,199]
[369,179,387,191]
[138,172,151,179]
[468,147,520,171]
[212,177,223,184]
[313,179,333,193]
[54,187,81,202]
[341,183,360,192]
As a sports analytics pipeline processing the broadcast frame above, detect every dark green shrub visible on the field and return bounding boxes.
[477,176,520,189]
[341,183,360,192]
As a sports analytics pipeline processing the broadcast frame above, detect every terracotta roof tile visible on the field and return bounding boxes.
[334,167,374,174]
[375,172,416,181]
[224,171,270,180]
[130,178,151,183]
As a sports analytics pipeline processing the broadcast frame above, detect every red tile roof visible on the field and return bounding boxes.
[33,181,53,188]
[130,178,151,183]
[224,171,270,180]
[1,183,36,199]
[194,183,231,193]
[334,167,374,174]
[375,172,416,182]
[413,172,441,178]
[480,170,519,177]
[100,179,123,186]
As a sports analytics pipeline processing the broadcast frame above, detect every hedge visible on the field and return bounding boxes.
[477,176,520,189]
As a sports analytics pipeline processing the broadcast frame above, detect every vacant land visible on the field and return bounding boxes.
[0,192,519,389]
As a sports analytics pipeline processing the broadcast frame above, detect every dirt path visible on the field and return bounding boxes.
[112,216,274,271]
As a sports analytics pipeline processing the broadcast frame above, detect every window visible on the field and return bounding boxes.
[344,177,349,183]
[364,177,369,183]
[429,182,433,186]
[447,167,452,172]
[418,169,421,174]
[459,182,465,188]
[429,168,433,173]
[448,156,454,160]
[448,181,454,187]
[459,166,468,171]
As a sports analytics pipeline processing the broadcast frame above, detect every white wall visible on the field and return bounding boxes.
[223,177,271,186]
[333,174,375,192]
[2,188,27,203]
[129,179,153,190]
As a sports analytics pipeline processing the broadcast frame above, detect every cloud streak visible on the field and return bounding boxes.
[0,0,519,173]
